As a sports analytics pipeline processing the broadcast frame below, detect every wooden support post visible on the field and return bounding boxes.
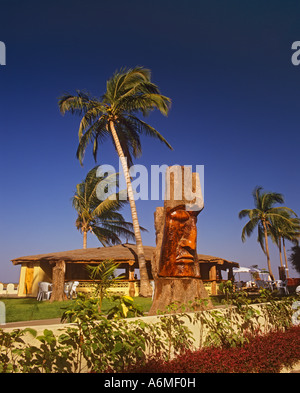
[50,260,66,302]
[128,261,135,297]
[24,262,34,295]
[210,265,217,296]
[228,267,234,281]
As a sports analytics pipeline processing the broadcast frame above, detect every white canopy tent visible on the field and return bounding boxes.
[232,267,261,274]
[231,267,261,286]
[226,267,271,282]
[224,266,275,291]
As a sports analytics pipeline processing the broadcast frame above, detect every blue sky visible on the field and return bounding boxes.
[1,0,300,282]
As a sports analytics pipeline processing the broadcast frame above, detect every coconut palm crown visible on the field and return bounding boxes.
[72,167,141,249]
[59,66,172,167]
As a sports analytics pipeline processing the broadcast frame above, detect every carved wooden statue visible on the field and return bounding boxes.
[158,206,201,278]
[149,166,212,315]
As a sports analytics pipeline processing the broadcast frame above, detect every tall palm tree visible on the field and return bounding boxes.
[268,212,300,278]
[238,186,295,281]
[72,167,140,249]
[59,67,172,296]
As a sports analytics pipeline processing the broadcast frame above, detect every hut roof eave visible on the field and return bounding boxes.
[198,255,239,268]
[11,243,239,269]
[11,244,154,265]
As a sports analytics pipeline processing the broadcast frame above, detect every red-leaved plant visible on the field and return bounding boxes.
[123,326,300,373]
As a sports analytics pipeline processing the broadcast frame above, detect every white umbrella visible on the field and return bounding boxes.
[233,267,251,274]
[232,267,261,284]
[249,267,261,273]
[233,267,261,274]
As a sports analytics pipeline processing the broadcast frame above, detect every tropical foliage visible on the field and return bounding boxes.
[59,66,172,296]
[85,260,122,312]
[238,186,297,280]
[1,293,298,373]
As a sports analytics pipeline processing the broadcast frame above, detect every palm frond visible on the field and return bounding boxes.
[91,196,125,218]
[96,222,136,241]
[91,226,123,246]
[238,209,251,219]
[252,186,263,209]
[76,116,109,164]
[113,119,143,164]
[58,91,100,116]
[267,206,297,217]
[78,106,106,140]
[127,115,173,150]
[104,67,150,103]
[241,216,260,242]
[238,208,261,220]
[116,93,171,117]
[263,192,284,210]
[86,260,120,282]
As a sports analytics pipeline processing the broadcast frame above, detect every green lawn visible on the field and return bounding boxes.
[0,297,153,323]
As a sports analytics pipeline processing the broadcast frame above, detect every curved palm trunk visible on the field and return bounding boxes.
[282,237,290,278]
[262,220,275,281]
[109,120,153,297]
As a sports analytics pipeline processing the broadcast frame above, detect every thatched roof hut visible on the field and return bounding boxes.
[11,243,239,297]
[11,244,154,298]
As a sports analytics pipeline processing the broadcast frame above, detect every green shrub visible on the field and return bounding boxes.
[0,292,297,373]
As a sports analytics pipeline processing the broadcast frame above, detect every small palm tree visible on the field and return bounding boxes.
[238,186,296,280]
[72,167,140,248]
[86,260,122,312]
[59,66,172,296]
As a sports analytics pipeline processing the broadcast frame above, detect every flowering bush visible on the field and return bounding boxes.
[125,326,300,373]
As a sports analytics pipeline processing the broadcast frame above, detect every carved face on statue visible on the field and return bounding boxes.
[158,205,201,278]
